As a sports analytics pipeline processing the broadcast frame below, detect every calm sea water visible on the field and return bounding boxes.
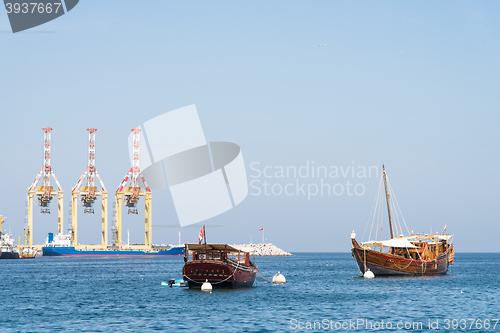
[1,253,499,332]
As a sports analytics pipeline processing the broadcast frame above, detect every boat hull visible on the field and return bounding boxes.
[351,244,451,276]
[0,251,20,259]
[183,260,257,288]
[42,246,185,257]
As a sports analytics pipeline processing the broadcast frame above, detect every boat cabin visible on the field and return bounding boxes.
[184,243,250,266]
[362,234,453,261]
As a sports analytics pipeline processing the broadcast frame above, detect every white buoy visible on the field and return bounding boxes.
[351,231,356,239]
[201,279,212,291]
[364,269,375,278]
[272,271,286,284]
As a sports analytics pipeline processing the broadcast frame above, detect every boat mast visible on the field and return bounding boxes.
[203,225,207,256]
[382,165,394,239]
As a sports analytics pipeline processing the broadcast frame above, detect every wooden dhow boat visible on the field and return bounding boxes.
[351,166,454,276]
[182,228,258,288]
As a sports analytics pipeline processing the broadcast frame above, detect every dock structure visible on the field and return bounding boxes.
[71,128,108,250]
[27,127,64,248]
[113,128,152,249]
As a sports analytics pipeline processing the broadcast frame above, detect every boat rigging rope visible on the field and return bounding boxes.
[364,176,384,242]
[386,176,411,237]
[257,271,273,283]
[183,273,236,285]
[391,258,413,270]
[377,187,384,244]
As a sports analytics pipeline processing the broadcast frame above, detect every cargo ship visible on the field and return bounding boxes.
[1,231,37,259]
[1,231,20,259]
[42,233,185,257]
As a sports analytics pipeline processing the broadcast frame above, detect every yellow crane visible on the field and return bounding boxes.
[113,128,152,249]
[71,128,108,250]
[27,127,63,248]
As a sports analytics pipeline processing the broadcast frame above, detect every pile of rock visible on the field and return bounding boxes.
[232,243,294,256]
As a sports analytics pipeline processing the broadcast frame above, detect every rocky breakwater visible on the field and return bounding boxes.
[232,243,294,256]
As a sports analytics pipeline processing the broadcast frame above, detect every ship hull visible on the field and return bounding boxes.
[0,251,20,259]
[42,246,185,257]
[351,244,452,276]
[183,260,257,288]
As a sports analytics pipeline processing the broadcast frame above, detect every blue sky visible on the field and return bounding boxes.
[1,1,499,251]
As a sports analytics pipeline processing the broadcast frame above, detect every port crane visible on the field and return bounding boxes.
[27,127,63,248]
[71,128,108,249]
[113,128,152,248]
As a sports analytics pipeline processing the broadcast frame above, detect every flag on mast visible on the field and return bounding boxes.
[259,227,263,231]
[198,226,205,244]
[443,223,447,233]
